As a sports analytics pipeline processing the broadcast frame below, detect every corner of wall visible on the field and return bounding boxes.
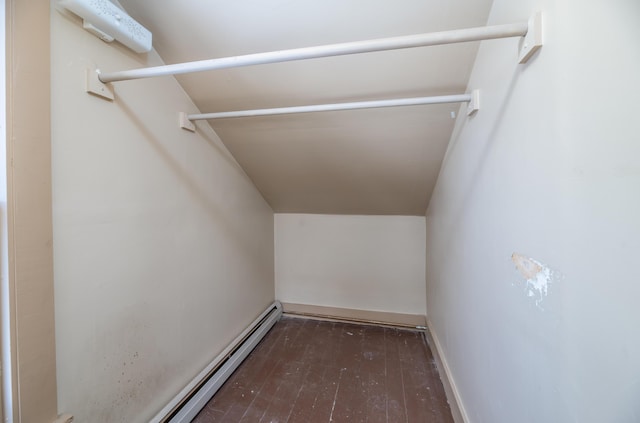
[424,320,468,423]
[5,0,58,421]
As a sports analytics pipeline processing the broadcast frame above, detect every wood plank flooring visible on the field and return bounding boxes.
[193,316,453,422]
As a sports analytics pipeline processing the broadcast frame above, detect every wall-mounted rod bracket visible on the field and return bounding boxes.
[467,90,480,116]
[85,66,114,100]
[519,12,543,63]
[181,92,479,130]
[179,112,196,132]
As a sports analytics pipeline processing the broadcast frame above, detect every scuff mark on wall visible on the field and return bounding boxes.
[511,253,561,309]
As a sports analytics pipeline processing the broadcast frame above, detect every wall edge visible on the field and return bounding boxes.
[425,319,468,423]
[281,302,426,328]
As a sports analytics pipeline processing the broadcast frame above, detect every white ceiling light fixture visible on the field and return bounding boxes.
[57,0,152,53]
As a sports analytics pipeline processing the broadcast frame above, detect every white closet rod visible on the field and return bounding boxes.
[187,94,473,120]
[98,22,529,84]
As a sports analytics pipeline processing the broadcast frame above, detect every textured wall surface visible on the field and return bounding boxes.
[276,214,426,315]
[51,6,274,422]
[426,0,640,421]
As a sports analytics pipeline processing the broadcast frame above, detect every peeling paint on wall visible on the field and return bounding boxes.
[511,253,561,309]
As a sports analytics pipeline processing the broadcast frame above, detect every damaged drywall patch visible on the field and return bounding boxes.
[511,253,561,309]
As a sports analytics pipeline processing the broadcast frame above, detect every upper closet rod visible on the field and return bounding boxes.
[98,17,540,84]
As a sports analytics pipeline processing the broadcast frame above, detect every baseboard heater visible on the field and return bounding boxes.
[151,301,283,423]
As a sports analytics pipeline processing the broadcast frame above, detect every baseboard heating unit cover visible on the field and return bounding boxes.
[151,301,283,423]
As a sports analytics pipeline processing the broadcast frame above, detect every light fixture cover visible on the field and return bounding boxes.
[57,0,152,53]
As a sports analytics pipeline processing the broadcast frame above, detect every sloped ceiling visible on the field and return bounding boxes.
[117,0,494,215]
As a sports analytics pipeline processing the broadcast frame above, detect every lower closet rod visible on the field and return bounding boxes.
[187,93,474,120]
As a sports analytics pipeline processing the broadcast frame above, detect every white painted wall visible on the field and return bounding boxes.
[275,214,426,315]
[51,6,274,423]
[426,0,640,422]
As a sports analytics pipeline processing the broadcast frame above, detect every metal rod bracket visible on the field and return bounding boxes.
[85,67,114,100]
[519,12,543,64]
[179,112,196,132]
[466,90,480,116]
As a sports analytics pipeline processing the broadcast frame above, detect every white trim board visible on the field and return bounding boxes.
[150,302,283,423]
[281,302,426,328]
[424,320,469,423]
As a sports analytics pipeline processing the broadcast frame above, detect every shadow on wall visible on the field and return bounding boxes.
[115,96,271,266]
[428,69,522,269]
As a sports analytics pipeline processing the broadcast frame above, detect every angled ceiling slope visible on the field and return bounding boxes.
[117,0,494,215]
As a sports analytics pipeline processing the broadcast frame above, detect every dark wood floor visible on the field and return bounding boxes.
[193,316,453,422]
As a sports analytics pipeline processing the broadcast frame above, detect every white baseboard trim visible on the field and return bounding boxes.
[281,302,426,328]
[424,320,468,423]
[150,301,282,423]
[52,414,74,423]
